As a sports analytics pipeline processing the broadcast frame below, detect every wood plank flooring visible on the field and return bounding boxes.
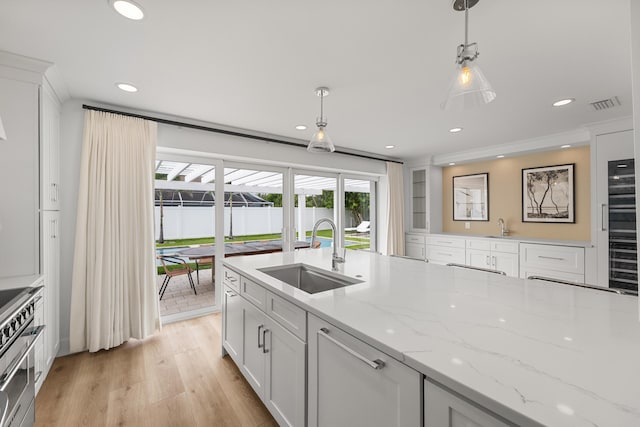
[35,314,277,427]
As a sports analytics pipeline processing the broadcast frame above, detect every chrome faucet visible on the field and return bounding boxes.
[311,218,345,271]
[497,218,509,237]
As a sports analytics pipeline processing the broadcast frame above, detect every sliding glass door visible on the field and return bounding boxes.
[343,177,376,251]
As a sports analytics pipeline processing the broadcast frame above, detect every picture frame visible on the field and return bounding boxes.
[453,173,489,221]
[522,163,575,223]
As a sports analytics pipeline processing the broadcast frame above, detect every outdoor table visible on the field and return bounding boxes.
[177,240,311,282]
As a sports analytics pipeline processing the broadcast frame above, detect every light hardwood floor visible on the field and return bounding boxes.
[35,314,277,427]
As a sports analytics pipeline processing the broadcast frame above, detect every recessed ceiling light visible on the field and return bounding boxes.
[561,144,571,149]
[496,155,505,158]
[116,82,138,93]
[553,98,574,107]
[295,125,307,130]
[449,162,456,166]
[563,336,573,342]
[385,145,395,149]
[110,0,144,20]
[449,127,463,133]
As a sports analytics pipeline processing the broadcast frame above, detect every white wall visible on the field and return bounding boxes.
[58,99,387,355]
[154,206,333,240]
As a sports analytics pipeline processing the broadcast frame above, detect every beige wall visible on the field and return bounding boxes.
[442,146,590,241]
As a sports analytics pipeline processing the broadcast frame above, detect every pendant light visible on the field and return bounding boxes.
[0,116,6,140]
[307,87,335,153]
[442,0,496,110]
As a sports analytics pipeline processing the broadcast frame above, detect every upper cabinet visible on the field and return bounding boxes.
[41,81,61,211]
[411,168,428,231]
[405,162,443,234]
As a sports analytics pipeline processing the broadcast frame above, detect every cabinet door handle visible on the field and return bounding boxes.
[224,290,236,297]
[262,328,269,353]
[257,324,264,349]
[318,328,385,370]
[601,204,607,231]
[485,255,490,266]
[492,256,496,267]
[538,256,565,261]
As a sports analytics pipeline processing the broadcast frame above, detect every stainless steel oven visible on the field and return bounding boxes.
[0,287,44,427]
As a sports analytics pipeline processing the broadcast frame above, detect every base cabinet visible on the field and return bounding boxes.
[222,286,243,363]
[222,271,306,427]
[425,380,511,427]
[308,314,421,427]
[263,314,306,427]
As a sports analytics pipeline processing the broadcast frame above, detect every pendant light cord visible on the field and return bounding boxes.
[464,0,469,47]
[320,91,324,124]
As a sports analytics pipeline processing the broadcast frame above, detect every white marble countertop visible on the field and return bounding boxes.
[422,232,593,248]
[225,248,640,427]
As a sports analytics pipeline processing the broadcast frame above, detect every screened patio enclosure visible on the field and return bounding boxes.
[154,160,374,246]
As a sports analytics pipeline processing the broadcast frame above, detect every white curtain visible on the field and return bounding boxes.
[386,162,405,256]
[70,110,160,353]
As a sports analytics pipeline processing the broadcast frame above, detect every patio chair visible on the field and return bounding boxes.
[356,221,370,233]
[157,255,197,300]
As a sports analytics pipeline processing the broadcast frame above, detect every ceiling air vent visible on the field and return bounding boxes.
[589,96,621,111]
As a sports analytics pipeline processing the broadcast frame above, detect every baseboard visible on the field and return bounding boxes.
[161,305,220,325]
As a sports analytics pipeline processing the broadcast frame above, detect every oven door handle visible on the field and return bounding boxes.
[0,325,45,392]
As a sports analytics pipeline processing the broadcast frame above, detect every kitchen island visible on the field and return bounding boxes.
[223,248,640,427]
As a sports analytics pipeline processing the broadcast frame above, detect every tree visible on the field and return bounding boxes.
[345,191,370,225]
[258,193,282,207]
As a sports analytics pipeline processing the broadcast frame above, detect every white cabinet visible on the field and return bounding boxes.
[410,168,428,231]
[426,236,466,265]
[405,233,426,260]
[425,380,510,427]
[41,211,60,371]
[240,298,267,397]
[222,285,243,363]
[222,269,306,427]
[40,81,61,211]
[466,239,519,277]
[263,313,306,427]
[519,243,585,283]
[308,313,421,427]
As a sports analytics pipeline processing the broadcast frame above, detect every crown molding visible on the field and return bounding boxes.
[432,128,591,166]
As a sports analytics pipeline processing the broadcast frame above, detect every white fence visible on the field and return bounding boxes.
[154,206,335,240]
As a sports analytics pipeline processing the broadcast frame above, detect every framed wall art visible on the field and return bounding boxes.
[522,163,575,223]
[453,173,489,221]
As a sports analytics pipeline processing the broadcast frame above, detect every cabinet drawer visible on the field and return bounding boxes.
[466,239,491,251]
[425,380,511,427]
[427,237,466,248]
[223,267,240,292]
[266,292,306,341]
[241,277,267,310]
[490,240,518,254]
[426,246,466,265]
[405,233,426,244]
[520,243,584,275]
[520,267,585,284]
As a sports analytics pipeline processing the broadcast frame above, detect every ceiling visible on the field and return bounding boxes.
[0,0,632,159]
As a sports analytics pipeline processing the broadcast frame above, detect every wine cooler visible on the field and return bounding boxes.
[608,158,638,292]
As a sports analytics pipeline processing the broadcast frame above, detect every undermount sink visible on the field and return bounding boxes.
[258,263,363,294]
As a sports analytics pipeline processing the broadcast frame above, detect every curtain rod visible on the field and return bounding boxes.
[82,104,403,165]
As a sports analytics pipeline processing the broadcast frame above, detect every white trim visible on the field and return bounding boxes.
[432,128,591,166]
[584,116,633,136]
[161,305,220,325]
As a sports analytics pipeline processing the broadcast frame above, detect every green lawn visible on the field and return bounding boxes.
[156,229,370,275]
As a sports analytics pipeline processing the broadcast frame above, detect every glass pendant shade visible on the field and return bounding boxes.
[307,126,335,152]
[443,60,496,110]
[0,116,6,140]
